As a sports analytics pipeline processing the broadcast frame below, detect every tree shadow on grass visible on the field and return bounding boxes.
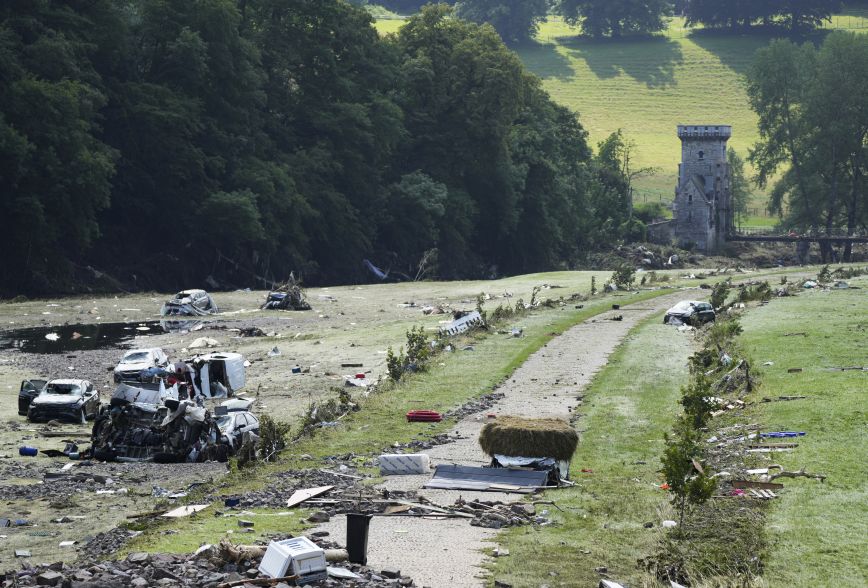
[514,39,575,82]
[688,26,831,74]
[556,34,684,89]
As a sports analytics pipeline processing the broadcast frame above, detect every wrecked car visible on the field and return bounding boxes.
[216,410,260,450]
[28,379,100,424]
[261,276,311,311]
[18,379,47,416]
[90,385,228,463]
[189,352,246,398]
[113,348,170,382]
[663,300,715,326]
[160,289,218,316]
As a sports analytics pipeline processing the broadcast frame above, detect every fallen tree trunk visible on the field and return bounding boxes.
[768,467,827,483]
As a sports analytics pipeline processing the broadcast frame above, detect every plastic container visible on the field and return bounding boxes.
[379,453,430,475]
[18,447,38,457]
[346,513,373,565]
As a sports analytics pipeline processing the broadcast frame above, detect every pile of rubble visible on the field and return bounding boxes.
[443,392,506,421]
[261,275,312,311]
[2,535,417,588]
[455,498,550,529]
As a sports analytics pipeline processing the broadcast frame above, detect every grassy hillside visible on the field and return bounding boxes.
[376,10,868,223]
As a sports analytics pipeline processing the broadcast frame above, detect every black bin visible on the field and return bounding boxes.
[346,513,373,565]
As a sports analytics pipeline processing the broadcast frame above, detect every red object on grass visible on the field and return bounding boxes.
[355,373,365,379]
[406,410,442,422]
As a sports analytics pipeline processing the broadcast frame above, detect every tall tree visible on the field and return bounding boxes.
[454,0,550,44]
[727,148,751,225]
[747,32,868,260]
[557,0,673,38]
[0,0,118,291]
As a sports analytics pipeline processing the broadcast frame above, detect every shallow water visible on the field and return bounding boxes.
[0,321,161,354]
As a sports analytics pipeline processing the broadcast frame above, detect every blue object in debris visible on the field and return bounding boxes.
[760,431,806,438]
[224,498,240,507]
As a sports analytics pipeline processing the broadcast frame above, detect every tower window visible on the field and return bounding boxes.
[688,194,693,203]
[698,150,704,160]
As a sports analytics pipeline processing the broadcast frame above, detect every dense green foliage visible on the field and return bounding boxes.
[454,0,550,43]
[0,2,636,294]
[746,32,868,260]
[685,0,842,31]
[557,0,673,37]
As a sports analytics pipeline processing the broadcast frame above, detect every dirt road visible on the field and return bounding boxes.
[316,291,691,587]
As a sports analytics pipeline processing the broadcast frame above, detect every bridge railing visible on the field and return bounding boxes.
[731,226,868,238]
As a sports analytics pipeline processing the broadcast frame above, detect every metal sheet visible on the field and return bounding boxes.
[424,464,547,492]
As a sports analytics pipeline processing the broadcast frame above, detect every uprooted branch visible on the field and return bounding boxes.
[768,467,827,483]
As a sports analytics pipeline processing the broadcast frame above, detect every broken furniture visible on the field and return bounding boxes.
[259,537,327,585]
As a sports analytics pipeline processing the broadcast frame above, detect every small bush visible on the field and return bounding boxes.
[817,265,832,284]
[611,264,636,289]
[258,414,291,461]
[710,279,730,309]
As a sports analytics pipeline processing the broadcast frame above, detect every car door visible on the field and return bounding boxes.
[83,382,98,416]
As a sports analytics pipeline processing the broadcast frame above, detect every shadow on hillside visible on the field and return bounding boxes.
[515,40,575,81]
[688,27,831,73]
[557,35,684,89]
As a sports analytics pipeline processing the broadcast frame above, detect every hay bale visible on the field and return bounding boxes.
[479,416,578,461]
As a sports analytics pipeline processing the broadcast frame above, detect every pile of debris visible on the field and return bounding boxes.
[2,535,417,588]
[454,497,550,529]
[443,392,505,421]
[161,289,218,317]
[262,275,311,311]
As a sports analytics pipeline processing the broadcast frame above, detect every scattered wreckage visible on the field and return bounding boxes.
[113,347,170,382]
[261,275,312,311]
[90,383,235,463]
[26,379,101,424]
[663,300,716,326]
[161,289,218,316]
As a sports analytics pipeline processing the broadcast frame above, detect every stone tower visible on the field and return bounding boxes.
[673,125,732,253]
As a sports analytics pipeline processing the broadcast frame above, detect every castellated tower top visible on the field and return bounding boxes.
[677,125,732,139]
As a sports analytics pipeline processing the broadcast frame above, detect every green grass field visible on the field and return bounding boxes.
[739,277,868,586]
[490,310,694,586]
[376,10,868,225]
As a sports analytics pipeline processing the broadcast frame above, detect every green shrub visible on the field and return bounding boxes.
[710,279,730,309]
[611,264,636,289]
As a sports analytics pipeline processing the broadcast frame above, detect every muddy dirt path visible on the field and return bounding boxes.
[316,291,692,588]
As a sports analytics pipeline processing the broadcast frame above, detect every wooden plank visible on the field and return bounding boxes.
[162,505,209,518]
[390,500,474,518]
[286,485,334,508]
[732,480,785,491]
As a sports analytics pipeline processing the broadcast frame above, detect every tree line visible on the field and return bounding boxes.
[746,31,868,261]
[446,0,843,42]
[0,2,639,295]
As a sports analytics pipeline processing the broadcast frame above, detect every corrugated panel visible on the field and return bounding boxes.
[424,464,548,493]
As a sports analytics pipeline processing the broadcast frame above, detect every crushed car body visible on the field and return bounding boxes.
[160,289,218,317]
[28,379,100,424]
[90,384,229,463]
[663,300,716,326]
[113,347,170,382]
[189,352,246,398]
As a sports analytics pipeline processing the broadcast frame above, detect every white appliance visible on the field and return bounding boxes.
[259,536,327,583]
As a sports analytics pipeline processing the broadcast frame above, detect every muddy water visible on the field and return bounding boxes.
[0,321,167,354]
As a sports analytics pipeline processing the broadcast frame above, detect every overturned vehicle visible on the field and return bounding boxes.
[90,383,230,463]
[160,289,218,317]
